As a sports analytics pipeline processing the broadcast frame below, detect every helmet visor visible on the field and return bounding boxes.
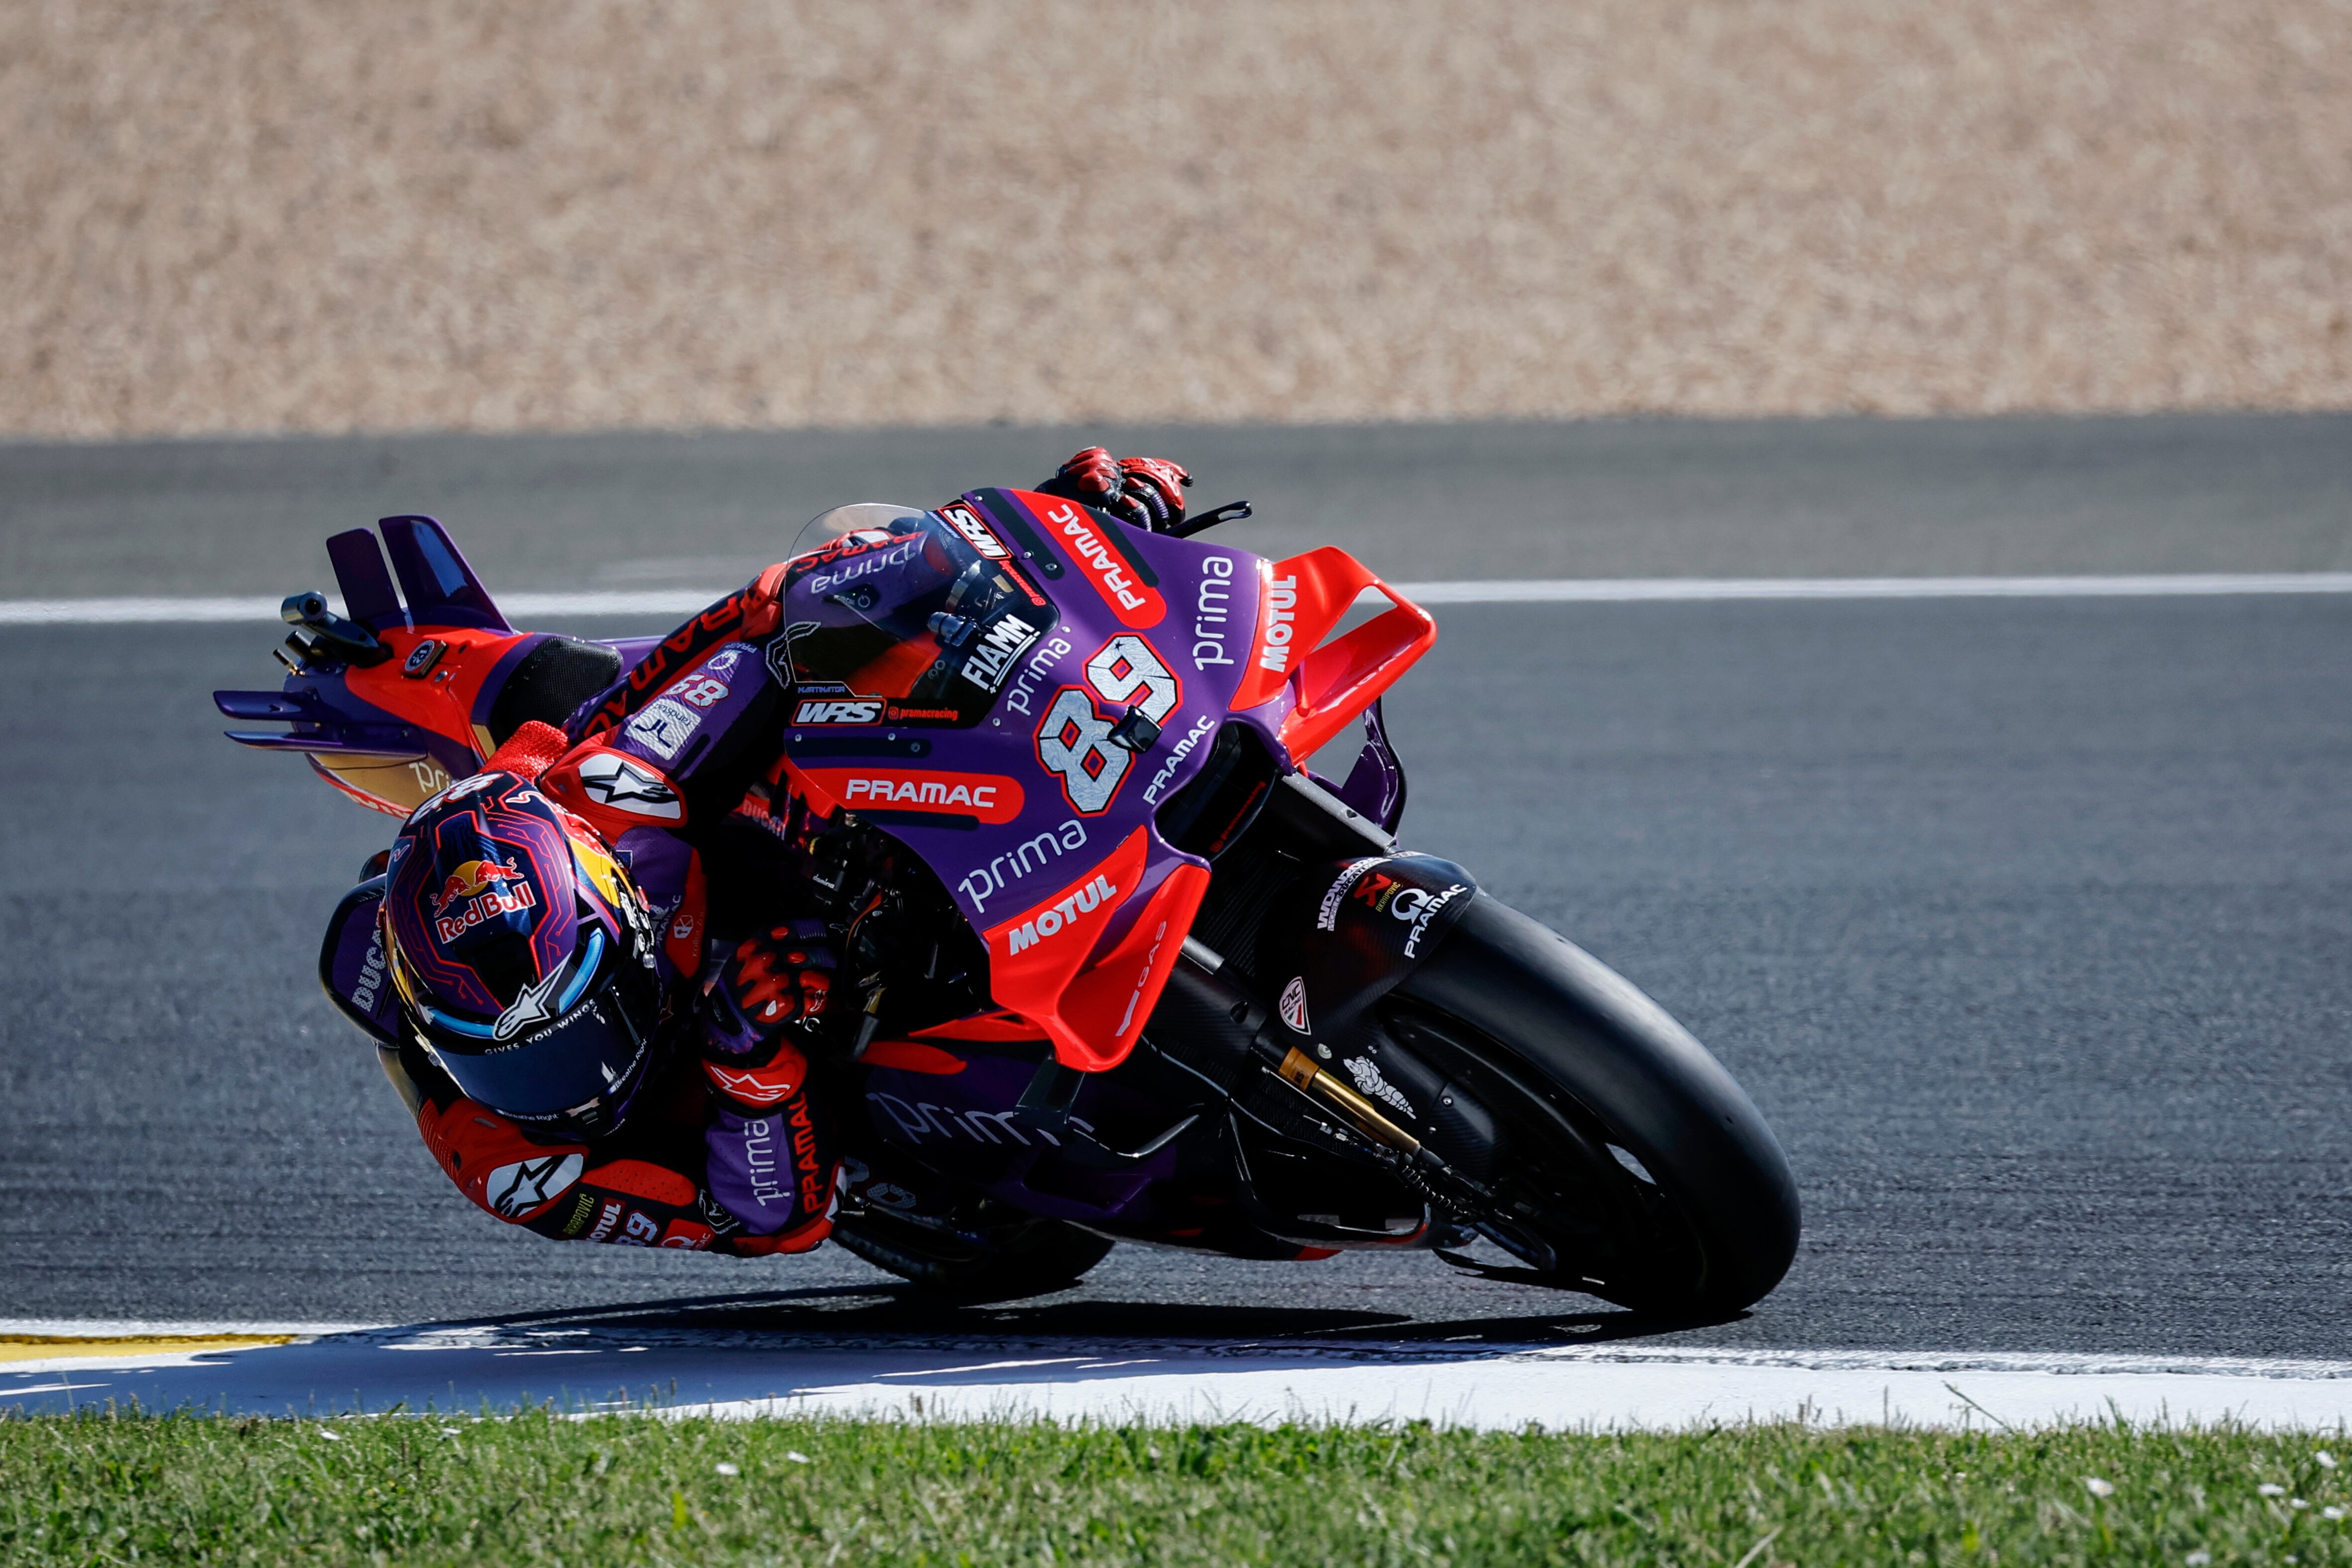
[406,926,662,1131]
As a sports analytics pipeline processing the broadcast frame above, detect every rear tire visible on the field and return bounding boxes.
[831,1207,1115,1300]
[1392,895,1800,1316]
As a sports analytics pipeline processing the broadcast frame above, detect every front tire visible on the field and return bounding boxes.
[1391,895,1800,1316]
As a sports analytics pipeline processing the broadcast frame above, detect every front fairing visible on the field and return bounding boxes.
[775,491,1275,1071]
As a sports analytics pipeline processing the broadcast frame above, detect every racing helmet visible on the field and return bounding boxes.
[379,771,663,1141]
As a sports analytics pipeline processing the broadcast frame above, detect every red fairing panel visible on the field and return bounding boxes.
[1230,546,1438,764]
[979,826,1210,1071]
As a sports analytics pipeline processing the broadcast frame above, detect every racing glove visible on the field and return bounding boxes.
[706,918,834,1051]
[1038,447,1192,532]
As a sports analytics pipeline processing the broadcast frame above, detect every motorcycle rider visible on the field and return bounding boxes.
[318,450,1193,1255]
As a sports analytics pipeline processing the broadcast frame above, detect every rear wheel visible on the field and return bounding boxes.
[1391,896,1800,1316]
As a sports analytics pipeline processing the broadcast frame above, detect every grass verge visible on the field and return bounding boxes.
[3,1413,2349,1565]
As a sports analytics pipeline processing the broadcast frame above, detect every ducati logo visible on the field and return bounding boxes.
[1279,976,1310,1035]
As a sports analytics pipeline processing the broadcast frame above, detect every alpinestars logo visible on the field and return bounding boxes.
[484,1152,584,1218]
[1279,976,1310,1034]
[706,1060,800,1107]
[576,752,683,820]
[1005,873,1118,955]
[492,963,571,1041]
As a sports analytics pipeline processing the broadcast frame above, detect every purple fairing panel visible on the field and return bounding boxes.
[601,640,767,784]
[781,492,1285,967]
[1318,697,1409,833]
[860,1054,1177,1223]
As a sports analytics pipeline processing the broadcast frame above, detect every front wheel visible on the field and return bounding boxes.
[1390,896,1800,1316]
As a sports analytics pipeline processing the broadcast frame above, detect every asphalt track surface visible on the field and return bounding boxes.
[4,415,2351,1361]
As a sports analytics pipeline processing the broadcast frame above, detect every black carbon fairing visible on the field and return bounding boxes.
[1253,852,1478,1055]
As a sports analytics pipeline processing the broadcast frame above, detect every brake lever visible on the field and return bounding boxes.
[1169,500,1253,538]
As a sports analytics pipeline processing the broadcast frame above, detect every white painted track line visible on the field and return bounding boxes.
[0,591,725,626]
[7,1327,2352,1428]
[11,574,2352,625]
[1399,572,2352,603]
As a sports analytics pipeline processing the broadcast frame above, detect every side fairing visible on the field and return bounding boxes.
[782,491,1267,1071]
[319,877,399,1046]
[1255,853,1480,1053]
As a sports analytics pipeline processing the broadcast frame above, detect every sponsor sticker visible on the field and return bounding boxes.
[1328,862,1470,957]
[558,1189,600,1236]
[1279,975,1311,1035]
[624,697,702,761]
[1142,713,1218,803]
[575,752,683,820]
[734,1115,792,1214]
[432,856,521,916]
[484,1152,584,1219]
[793,697,884,726]
[797,767,1026,825]
[1113,917,1175,1039]
[1401,883,1469,959]
[1255,573,1299,673]
[957,817,1087,913]
[1343,1055,1416,1119]
[1004,872,1118,956]
[490,962,575,1042]
[1003,632,1075,718]
[1040,499,1166,628]
[706,1060,800,1107]
[351,928,388,1013]
[959,613,1043,695]
[942,503,1010,560]
[809,537,922,597]
[1317,858,1387,931]
[432,859,539,944]
[1189,554,1239,671]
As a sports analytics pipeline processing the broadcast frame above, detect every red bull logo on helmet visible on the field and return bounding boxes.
[432,857,538,943]
[432,857,522,913]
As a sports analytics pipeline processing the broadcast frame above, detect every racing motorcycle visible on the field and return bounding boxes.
[216,493,1800,1316]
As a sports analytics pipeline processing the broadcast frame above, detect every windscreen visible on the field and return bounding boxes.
[774,502,1057,727]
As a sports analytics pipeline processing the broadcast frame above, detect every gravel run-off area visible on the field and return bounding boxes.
[3,0,2348,438]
